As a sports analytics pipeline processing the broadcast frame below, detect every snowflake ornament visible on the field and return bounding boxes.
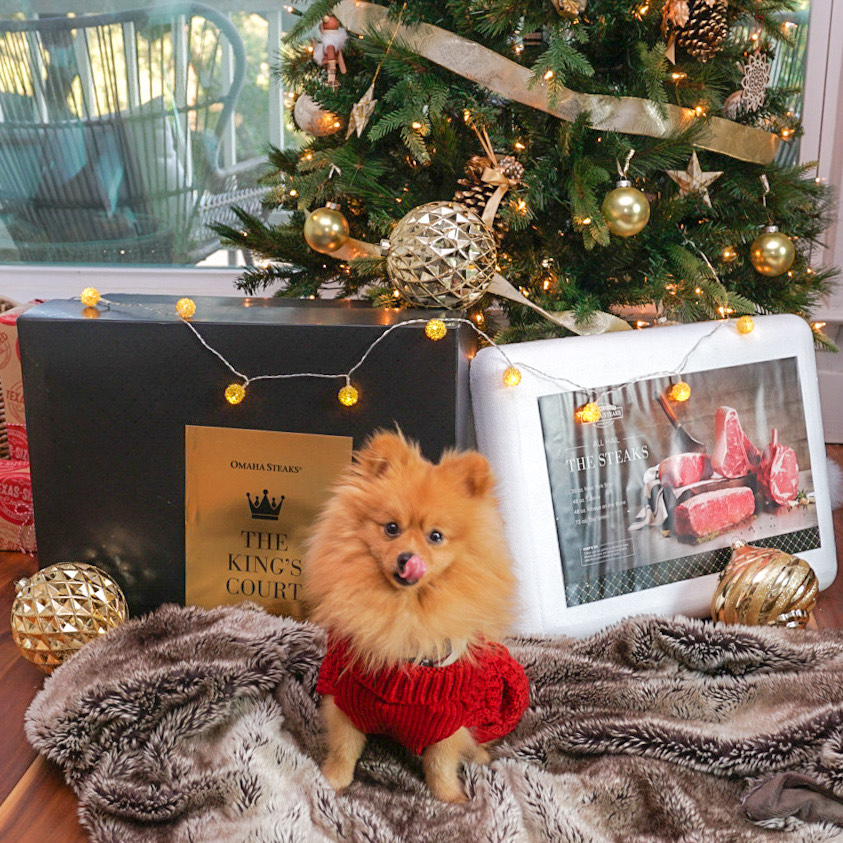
[740,51,770,113]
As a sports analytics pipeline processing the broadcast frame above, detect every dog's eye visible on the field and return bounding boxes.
[428,529,444,544]
[384,522,401,537]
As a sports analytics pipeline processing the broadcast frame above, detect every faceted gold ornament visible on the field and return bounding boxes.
[386,201,497,308]
[750,225,795,277]
[11,562,129,673]
[601,180,650,237]
[711,541,818,628]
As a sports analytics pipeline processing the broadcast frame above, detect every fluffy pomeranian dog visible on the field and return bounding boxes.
[304,430,529,803]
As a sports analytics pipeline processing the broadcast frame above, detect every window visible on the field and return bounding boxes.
[0,1,294,293]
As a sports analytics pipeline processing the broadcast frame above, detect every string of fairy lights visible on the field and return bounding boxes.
[76,287,760,422]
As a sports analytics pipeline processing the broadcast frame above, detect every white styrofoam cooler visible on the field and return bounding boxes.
[470,315,837,636]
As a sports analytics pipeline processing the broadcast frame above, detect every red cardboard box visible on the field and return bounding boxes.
[0,303,39,459]
[6,423,28,461]
[0,459,35,551]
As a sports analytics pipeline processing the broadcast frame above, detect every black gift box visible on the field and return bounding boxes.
[19,295,475,613]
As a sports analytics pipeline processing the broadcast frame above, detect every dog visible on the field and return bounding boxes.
[304,431,529,803]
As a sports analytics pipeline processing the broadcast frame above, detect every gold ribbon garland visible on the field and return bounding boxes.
[333,0,781,165]
[487,274,631,334]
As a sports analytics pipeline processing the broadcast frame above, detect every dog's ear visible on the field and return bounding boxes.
[355,430,420,477]
[439,450,494,498]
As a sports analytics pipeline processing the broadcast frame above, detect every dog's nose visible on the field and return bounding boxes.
[394,552,427,585]
[396,551,413,573]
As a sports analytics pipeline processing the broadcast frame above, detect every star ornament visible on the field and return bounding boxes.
[667,152,723,208]
[346,83,377,138]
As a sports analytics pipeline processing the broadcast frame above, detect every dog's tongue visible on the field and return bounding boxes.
[400,554,427,582]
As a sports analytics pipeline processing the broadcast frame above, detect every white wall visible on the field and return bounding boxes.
[802,0,843,442]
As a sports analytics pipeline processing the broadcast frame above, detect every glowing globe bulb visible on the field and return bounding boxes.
[425,319,447,341]
[502,366,522,387]
[669,381,692,402]
[736,315,755,335]
[338,384,359,406]
[721,245,738,263]
[225,383,246,405]
[80,287,100,307]
[176,297,197,318]
[578,402,602,423]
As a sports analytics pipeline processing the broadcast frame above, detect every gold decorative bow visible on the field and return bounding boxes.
[473,127,520,228]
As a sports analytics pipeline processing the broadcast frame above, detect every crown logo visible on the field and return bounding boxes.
[246,490,285,520]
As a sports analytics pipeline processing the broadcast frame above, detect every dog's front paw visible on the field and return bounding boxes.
[472,744,492,766]
[321,758,356,791]
[429,779,469,804]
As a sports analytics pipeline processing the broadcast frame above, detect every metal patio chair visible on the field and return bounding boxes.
[0,4,264,264]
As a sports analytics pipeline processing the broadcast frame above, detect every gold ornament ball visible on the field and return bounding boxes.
[711,541,818,628]
[750,227,795,277]
[80,287,101,307]
[737,315,755,335]
[225,383,246,405]
[292,93,344,137]
[11,562,128,673]
[669,381,692,402]
[175,297,197,318]
[304,206,350,254]
[502,366,522,387]
[386,201,497,309]
[338,384,359,406]
[425,319,448,341]
[601,182,650,238]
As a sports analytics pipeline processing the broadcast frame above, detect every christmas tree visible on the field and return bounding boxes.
[215,0,837,346]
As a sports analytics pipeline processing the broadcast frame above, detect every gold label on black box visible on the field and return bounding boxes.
[185,425,353,617]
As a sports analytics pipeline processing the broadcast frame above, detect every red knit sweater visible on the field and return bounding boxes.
[316,636,530,755]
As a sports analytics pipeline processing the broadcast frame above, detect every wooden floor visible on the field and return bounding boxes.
[1,447,843,842]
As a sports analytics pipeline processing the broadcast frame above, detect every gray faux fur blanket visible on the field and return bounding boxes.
[24,603,843,842]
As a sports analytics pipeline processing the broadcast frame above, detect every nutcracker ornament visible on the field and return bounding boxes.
[313,15,348,88]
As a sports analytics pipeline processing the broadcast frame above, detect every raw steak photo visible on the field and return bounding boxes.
[757,428,799,505]
[711,406,757,479]
[673,486,756,541]
[658,452,713,488]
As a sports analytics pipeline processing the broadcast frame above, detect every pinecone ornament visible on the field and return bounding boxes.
[452,155,524,244]
[677,0,729,61]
